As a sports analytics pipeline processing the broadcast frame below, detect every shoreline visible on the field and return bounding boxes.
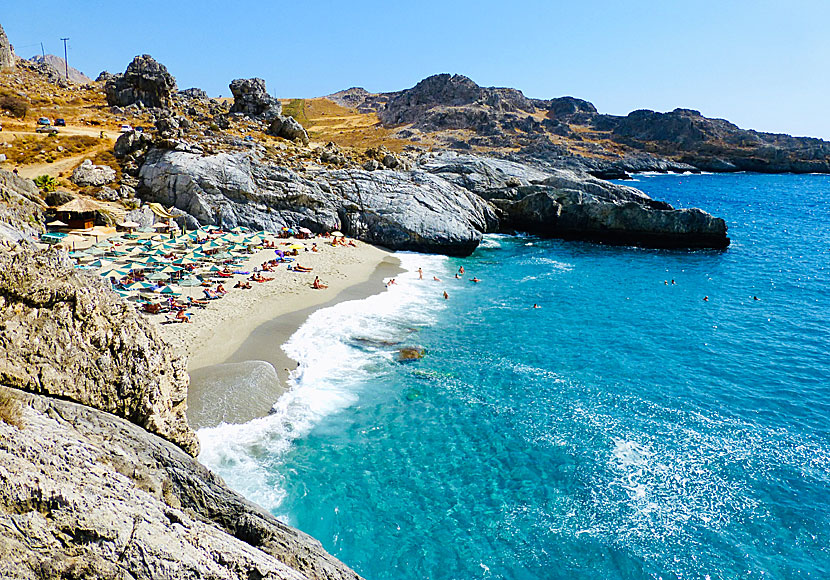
[155,241,402,429]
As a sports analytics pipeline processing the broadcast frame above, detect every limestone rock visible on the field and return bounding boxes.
[420,152,729,248]
[96,70,114,82]
[138,149,495,256]
[0,23,15,69]
[105,54,178,108]
[230,78,282,119]
[114,128,154,158]
[0,248,199,455]
[179,87,208,100]
[268,115,309,144]
[0,387,362,580]
[71,158,116,186]
[0,168,45,242]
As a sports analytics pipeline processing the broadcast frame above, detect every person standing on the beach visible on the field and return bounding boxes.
[418,268,423,280]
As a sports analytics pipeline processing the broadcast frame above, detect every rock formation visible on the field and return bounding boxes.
[0,168,45,243]
[0,249,199,455]
[138,149,496,255]
[0,23,15,69]
[71,158,117,186]
[105,54,178,109]
[230,78,282,119]
[0,245,364,579]
[420,152,729,248]
[268,115,310,145]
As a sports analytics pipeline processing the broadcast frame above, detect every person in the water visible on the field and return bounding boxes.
[443,290,449,299]
[703,296,709,301]
[470,277,481,283]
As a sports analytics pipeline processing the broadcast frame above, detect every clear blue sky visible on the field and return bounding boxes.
[5,0,829,139]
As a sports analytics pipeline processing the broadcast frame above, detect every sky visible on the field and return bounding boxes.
[4,0,830,139]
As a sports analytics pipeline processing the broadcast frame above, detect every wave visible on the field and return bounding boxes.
[198,252,450,512]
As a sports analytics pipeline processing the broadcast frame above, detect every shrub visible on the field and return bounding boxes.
[34,174,58,193]
[0,390,23,429]
[0,94,28,118]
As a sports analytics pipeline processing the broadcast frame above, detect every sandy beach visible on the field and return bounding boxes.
[153,238,401,428]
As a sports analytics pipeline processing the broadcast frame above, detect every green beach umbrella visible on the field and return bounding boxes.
[158,285,182,295]
[147,272,170,281]
[127,281,156,291]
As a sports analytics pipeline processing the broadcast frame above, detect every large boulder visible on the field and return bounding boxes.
[71,158,116,186]
[0,23,15,69]
[229,78,282,119]
[114,129,154,158]
[138,149,496,256]
[105,54,178,108]
[0,249,199,455]
[267,115,309,144]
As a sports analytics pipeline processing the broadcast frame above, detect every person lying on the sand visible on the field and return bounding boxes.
[234,280,252,289]
[293,263,313,272]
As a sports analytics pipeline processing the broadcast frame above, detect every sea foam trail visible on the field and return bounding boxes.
[198,252,450,512]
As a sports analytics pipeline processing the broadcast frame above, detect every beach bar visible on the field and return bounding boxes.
[54,198,103,230]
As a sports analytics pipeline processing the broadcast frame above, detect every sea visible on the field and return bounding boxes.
[198,173,830,580]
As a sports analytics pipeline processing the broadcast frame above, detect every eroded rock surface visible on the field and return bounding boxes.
[0,386,362,580]
[0,23,15,69]
[0,248,198,455]
[138,149,495,255]
[105,54,178,108]
[71,158,117,186]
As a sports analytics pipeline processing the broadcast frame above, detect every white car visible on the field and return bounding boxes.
[119,124,133,133]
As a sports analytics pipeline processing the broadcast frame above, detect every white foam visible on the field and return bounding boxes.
[198,251,450,512]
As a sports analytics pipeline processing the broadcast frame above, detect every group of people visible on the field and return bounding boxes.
[412,265,484,300]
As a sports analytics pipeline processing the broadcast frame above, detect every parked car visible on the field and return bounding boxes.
[54,118,66,126]
[37,117,51,125]
[36,125,59,134]
[134,126,144,132]
[243,135,254,142]
[119,124,133,132]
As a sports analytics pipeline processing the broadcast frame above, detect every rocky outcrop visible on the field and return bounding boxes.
[0,386,363,580]
[0,23,15,69]
[71,158,117,186]
[420,152,729,248]
[230,78,282,119]
[0,168,45,242]
[0,249,199,455]
[105,54,178,109]
[28,54,91,84]
[138,149,496,256]
[268,115,310,144]
[179,87,209,100]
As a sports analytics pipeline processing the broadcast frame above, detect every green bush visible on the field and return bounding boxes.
[0,94,28,118]
[34,174,58,193]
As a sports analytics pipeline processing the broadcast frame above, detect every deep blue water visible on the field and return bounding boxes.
[201,173,830,580]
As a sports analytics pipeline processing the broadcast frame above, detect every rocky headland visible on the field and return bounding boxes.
[0,245,363,580]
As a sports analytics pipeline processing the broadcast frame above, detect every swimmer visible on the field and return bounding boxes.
[470,277,481,283]
[664,280,668,285]
[671,279,676,285]
[459,266,465,275]
[454,273,460,279]
[753,296,760,301]
[532,304,540,309]
[418,267,423,280]
[443,290,449,300]
[433,276,441,282]
[703,296,709,302]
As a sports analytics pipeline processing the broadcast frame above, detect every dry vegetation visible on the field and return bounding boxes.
[1,134,101,165]
[0,388,24,429]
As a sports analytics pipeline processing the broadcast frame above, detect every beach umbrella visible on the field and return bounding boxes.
[230,226,250,233]
[145,256,169,264]
[147,272,170,281]
[204,225,221,231]
[68,250,90,259]
[288,244,304,250]
[47,220,68,228]
[106,249,129,257]
[298,227,312,235]
[203,265,225,273]
[99,268,131,278]
[127,281,156,291]
[118,220,140,230]
[158,285,182,296]
[330,231,345,237]
[159,265,184,274]
[171,257,197,266]
[87,259,113,269]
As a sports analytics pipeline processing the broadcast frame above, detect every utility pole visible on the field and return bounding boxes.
[40,42,45,59]
[60,37,69,81]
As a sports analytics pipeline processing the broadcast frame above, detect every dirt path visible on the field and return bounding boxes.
[14,140,114,179]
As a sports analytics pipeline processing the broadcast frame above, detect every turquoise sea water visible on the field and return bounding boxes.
[200,174,830,579]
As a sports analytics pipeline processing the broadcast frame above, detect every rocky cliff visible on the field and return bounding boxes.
[105,54,178,109]
[0,169,46,243]
[0,247,363,579]
[137,147,727,252]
